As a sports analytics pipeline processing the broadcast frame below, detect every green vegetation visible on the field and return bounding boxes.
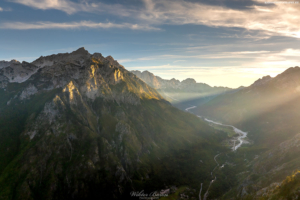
[192,67,300,198]
[0,56,230,200]
[159,186,187,200]
[208,123,237,137]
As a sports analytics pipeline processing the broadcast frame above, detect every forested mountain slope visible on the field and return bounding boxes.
[0,48,227,200]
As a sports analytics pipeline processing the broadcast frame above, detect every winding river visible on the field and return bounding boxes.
[203,118,247,151]
[185,106,248,151]
[185,105,248,200]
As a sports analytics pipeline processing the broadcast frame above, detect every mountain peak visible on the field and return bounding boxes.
[71,47,90,56]
[251,75,272,87]
[141,70,153,75]
[32,47,91,68]
[105,55,114,60]
[181,78,197,84]
[0,59,20,69]
[281,66,300,75]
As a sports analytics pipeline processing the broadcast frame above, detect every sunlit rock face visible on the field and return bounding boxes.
[1,47,162,104]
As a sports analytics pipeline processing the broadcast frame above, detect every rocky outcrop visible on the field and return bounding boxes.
[0,60,20,69]
[1,61,38,84]
[19,83,38,100]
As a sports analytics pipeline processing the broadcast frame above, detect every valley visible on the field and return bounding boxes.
[185,103,249,152]
[0,48,300,200]
[135,68,300,199]
[3,0,300,199]
[202,118,248,151]
[184,105,250,200]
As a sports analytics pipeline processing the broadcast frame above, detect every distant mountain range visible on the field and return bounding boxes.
[131,70,232,109]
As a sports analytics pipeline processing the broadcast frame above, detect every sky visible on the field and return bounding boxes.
[1,0,300,88]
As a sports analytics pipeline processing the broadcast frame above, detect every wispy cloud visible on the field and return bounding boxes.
[120,48,300,64]
[0,7,10,11]
[138,0,300,38]
[277,48,300,56]
[0,21,160,31]
[9,0,136,15]
[233,51,271,54]
[173,60,185,63]
[10,0,89,14]
[10,0,300,38]
[119,51,273,63]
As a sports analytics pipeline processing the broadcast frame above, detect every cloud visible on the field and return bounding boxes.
[232,51,271,54]
[9,0,300,38]
[277,48,300,56]
[138,0,300,38]
[0,21,160,31]
[173,60,185,63]
[10,0,85,14]
[9,0,136,15]
[122,48,300,65]
[0,7,3,11]
[119,51,274,63]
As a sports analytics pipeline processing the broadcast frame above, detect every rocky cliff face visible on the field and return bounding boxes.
[0,60,20,69]
[0,48,226,200]
[1,48,162,105]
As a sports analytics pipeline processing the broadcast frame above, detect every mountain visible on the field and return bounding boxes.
[0,60,20,69]
[131,70,231,109]
[255,170,300,199]
[240,133,300,199]
[194,66,300,198]
[0,48,228,200]
[131,70,218,92]
[197,66,300,148]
